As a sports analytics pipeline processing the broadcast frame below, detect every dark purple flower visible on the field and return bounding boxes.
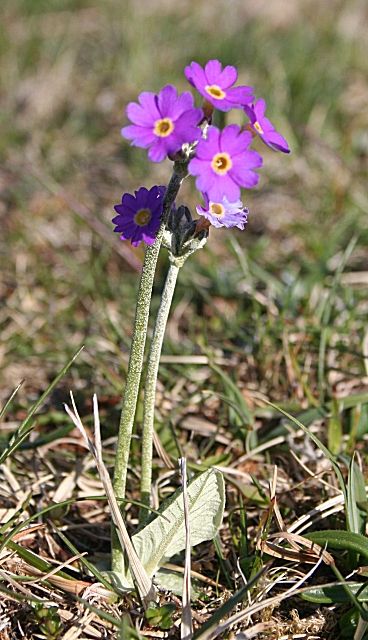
[188,125,263,202]
[121,85,203,162]
[112,186,165,247]
[185,60,254,112]
[244,99,290,153]
[196,193,248,229]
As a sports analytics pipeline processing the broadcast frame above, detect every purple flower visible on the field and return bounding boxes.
[112,186,165,247]
[188,125,263,202]
[185,60,254,112]
[196,193,248,229]
[244,99,290,153]
[121,85,203,162]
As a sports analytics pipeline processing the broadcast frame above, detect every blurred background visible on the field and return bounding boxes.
[1,0,367,420]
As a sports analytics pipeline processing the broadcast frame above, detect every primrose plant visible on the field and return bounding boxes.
[110,60,290,585]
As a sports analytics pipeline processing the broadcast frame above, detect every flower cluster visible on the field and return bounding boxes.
[113,60,290,246]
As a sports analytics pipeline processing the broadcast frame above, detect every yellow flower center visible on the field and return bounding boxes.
[254,121,264,135]
[210,202,225,217]
[211,152,232,175]
[153,117,174,137]
[134,208,152,226]
[205,84,226,100]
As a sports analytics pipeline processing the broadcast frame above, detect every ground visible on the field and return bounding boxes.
[1,0,368,638]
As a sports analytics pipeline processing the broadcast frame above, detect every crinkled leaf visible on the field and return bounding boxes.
[133,468,224,578]
[107,469,225,592]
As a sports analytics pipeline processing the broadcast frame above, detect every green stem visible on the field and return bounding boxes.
[111,163,186,573]
[139,262,180,520]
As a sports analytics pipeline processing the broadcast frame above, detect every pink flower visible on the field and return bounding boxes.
[185,60,254,111]
[196,193,248,229]
[244,99,290,153]
[188,125,262,202]
[121,85,203,162]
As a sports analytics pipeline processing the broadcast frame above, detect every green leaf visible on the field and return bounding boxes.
[305,530,368,563]
[340,394,368,411]
[134,469,224,580]
[145,603,176,629]
[327,398,343,455]
[347,455,367,535]
[349,403,368,444]
[301,581,368,604]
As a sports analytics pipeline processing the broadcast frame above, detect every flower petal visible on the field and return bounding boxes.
[219,124,242,154]
[204,59,223,83]
[174,91,196,116]
[254,98,267,119]
[121,125,155,146]
[258,116,275,134]
[216,64,237,88]
[226,85,254,106]
[126,101,154,127]
[262,130,290,153]
[123,192,141,209]
[137,91,161,120]
[243,104,256,125]
[157,85,178,117]
[173,109,202,140]
[207,175,241,202]
[230,155,261,188]
[147,139,169,162]
[184,61,207,88]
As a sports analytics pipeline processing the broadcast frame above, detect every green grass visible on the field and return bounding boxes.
[1,0,368,637]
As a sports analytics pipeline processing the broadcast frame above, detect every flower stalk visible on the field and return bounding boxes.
[139,261,180,519]
[139,220,209,522]
[112,161,187,573]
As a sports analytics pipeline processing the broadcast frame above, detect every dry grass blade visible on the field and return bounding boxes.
[29,572,90,596]
[22,552,87,584]
[153,430,175,470]
[258,531,334,565]
[0,380,24,421]
[4,555,97,596]
[179,457,193,640]
[287,494,345,535]
[64,392,156,607]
